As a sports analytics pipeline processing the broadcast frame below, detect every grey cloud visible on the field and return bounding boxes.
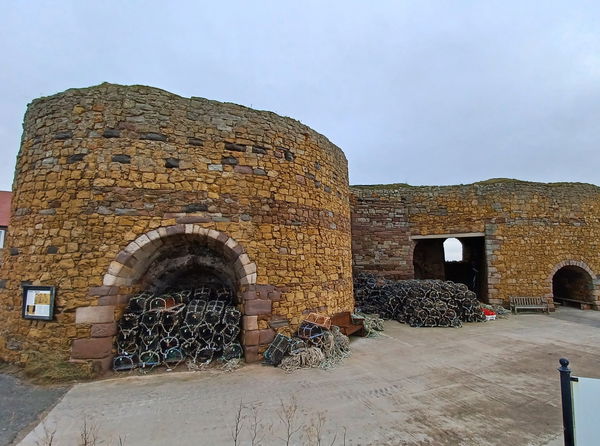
[1,1,599,190]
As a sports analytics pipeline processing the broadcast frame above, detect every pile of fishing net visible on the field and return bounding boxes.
[354,272,486,328]
[352,313,385,337]
[264,319,352,372]
[481,303,511,318]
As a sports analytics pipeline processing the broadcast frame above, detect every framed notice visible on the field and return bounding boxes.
[22,286,56,320]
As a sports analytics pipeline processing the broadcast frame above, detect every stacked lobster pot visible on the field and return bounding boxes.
[113,286,242,371]
[353,273,486,328]
[263,322,324,366]
[263,313,350,371]
[263,313,332,367]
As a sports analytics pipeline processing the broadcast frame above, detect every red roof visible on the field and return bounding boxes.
[0,191,12,227]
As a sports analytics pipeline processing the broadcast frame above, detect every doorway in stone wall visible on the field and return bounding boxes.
[412,233,488,300]
[552,265,594,309]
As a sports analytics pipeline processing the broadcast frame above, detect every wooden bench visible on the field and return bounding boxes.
[509,296,549,314]
[331,311,366,337]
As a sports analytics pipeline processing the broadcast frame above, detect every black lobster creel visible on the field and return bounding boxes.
[353,273,486,329]
[114,289,243,371]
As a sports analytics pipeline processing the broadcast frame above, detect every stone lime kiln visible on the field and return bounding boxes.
[0,83,353,372]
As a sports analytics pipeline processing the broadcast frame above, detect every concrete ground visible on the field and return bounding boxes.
[15,307,600,446]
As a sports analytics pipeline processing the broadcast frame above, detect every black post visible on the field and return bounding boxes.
[558,358,575,446]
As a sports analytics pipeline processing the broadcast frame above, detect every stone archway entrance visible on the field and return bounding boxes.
[72,225,283,371]
[552,265,594,309]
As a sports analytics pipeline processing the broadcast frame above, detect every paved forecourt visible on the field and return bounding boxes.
[17,307,600,446]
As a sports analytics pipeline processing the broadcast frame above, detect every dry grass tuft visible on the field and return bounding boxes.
[23,351,95,384]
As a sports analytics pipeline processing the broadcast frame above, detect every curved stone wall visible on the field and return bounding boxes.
[0,83,353,370]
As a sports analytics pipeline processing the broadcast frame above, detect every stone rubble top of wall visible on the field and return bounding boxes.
[351,178,600,198]
[25,82,347,162]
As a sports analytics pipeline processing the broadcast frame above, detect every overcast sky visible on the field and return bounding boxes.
[1,1,599,191]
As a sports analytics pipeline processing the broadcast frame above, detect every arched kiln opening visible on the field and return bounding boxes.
[111,227,256,371]
[139,240,237,294]
[552,265,594,308]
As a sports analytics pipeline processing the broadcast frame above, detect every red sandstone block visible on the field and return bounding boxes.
[117,295,130,305]
[267,290,282,301]
[98,296,117,306]
[115,251,137,268]
[244,299,271,315]
[243,315,258,330]
[234,165,253,174]
[88,286,118,297]
[75,306,115,324]
[253,286,267,298]
[71,338,113,359]
[91,322,117,338]
[258,328,275,345]
[243,290,257,301]
[244,345,259,363]
[243,330,260,346]
[176,216,211,224]
[165,225,183,236]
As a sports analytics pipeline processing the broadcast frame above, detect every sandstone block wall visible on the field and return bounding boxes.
[0,83,353,369]
[351,180,600,307]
